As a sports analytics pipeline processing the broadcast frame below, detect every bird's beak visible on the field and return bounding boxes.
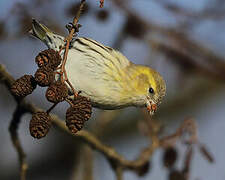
[29,19,52,41]
[146,100,157,115]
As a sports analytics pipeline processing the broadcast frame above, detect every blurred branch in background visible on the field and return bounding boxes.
[9,105,28,180]
[0,64,213,180]
[110,0,225,83]
[0,0,224,179]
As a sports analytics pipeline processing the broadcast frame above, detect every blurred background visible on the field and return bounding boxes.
[0,0,225,179]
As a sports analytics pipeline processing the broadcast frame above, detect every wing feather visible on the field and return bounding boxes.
[65,37,132,108]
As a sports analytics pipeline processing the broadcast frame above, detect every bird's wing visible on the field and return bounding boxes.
[65,37,132,108]
[75,37,130,69]
[70,37,131,82]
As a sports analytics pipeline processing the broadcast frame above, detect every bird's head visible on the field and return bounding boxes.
[126,64,166,115]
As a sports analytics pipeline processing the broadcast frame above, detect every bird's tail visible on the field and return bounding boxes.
[30,19,64,50]
[30,19,52,41]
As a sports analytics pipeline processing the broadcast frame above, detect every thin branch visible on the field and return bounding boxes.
[46,102,58,114]
[149,40,225,82]
[100,0,104,8]
[115,166,123,180]
[9,105,28,180]
[156,0,225,20]
[0,64,159,175]
[82,146,94,180]
[111,0,225,83]
[52,115,159,171]
[1,63,212,179]
[60,0,85,96]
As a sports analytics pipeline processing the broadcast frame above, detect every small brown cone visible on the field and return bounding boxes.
[11,75,37,98]
[169,170,185,180]
[136,161,151,176]
[35,49,62,70]
[96,9,109,22]
[123,14,147,39]
[163,147,177,168]
[29,112,52,139]
[34,66,54,87]
[70,95,92,113]
[46,81,68,103]
[66,95,92,134]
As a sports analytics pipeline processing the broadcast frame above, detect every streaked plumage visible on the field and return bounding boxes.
[31,19,166,114]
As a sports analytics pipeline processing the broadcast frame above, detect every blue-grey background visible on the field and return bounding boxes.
[0,0,225,179]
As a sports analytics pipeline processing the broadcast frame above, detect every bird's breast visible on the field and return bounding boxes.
[64,44,134,109]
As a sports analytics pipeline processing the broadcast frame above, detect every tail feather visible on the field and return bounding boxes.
[30,19,64,51]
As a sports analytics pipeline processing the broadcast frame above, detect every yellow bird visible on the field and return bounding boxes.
[31,19,166,115]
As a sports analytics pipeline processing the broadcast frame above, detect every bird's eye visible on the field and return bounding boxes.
[149,87,154,94]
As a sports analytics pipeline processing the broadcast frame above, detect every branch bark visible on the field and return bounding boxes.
[9,105,28,180]
[0,63,158,178]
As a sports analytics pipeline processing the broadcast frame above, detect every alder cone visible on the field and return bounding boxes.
[46,81,68,103]
[123,14,147,39]
[35,49,62,70]
[169,170,185,180]
[29,112,52,139]
[163,147,177,168]
[34,66,54,87]
[66,107,84,134]
[11,75,37,98]
[96,9,109,22]
[136,161,151,176]
[66,95,92,134]
[70,95,92,112]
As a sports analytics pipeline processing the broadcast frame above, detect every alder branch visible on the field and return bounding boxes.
[115,166,123,180]
[100,0,105,8]
[0,1,216,179]
[111,0,225,83]
[156,0,225,20]
[149,40,225,82]
[60,0,85,96]
[82,146,93,180]
[1,64,213,179]
[0,64,159,178]
[9,105,28,180]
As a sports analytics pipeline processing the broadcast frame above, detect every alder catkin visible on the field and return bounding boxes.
[66,95,92,134]
[35,49,62,70]
[46,81,68,103]
[29,112,52,139]
[11,75,37,98]
[34,66,54,87]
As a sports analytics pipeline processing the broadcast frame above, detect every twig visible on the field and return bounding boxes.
[0,63,159,175]
[155,0,225,20]
[83,146,94,180]
[149,40,225,82]
[160,118,198,148]
[182,146,193,180]
[100,0,104,8]
[46,102,58,114]
[1,63,212,179]
[52,116,159,171]
[198,144,214,163]
[9,105,28,180]
[111,0,225,83]
[115,166,123,180]
[70,144,83,180]
[60,0,85,96]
